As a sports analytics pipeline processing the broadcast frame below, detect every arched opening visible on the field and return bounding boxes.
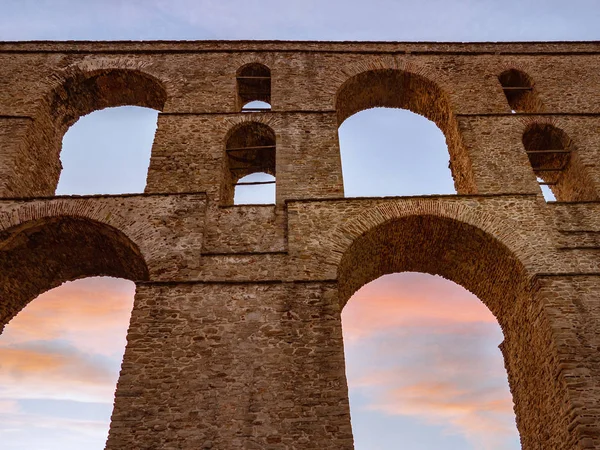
[338,108,455,197]
[57,106,159,195]
[343,272,520,449]
[0,216,148,333]
[498,69,541,113]
[0,217,148,448]
[0,276,135,449]
[335,69,475,195]
[21,69,167,197]
[236,63,271,112]
[222,122,276,205]
[336,213,562,448]
[523,123,597,202]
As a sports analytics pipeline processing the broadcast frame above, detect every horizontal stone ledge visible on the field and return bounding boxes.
[0,191,208,202]
[457,112,600,117]
[136,278,338,286]
[534,272,600,278]
[1,40,600,55]
[160,110,336,116]
[284,192,539,204]
[0,115,33,120]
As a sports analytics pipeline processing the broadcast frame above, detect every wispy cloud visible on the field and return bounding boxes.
[343,273,518,449]
[0,345,117,402]
[342,273,498,342]
[0,278,133,405]
[0,410,109,450]
[0,399,20,414]
[2,278,135,356]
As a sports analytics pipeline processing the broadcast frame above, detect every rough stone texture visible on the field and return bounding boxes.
[1,40,600,449]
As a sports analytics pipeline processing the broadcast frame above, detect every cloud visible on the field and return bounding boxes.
[343,273,518,449]
[0,345,118,403]
[342,273,498,343]
[369,379,516,443]
[0,399,20,414]
[0,410,109,450]
[0,277,132,404]
[2,277,135,356]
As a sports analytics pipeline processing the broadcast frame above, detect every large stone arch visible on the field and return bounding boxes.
[331,201,576,449]
[325,199,537,275]
[334,67,476,195]
[11,61,168,197]
[0,213,149,334]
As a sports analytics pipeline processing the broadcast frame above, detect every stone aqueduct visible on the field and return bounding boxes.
[0,40,600,449]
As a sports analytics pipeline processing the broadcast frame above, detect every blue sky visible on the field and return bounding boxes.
[2,0,599,41]
[0,1,598,449]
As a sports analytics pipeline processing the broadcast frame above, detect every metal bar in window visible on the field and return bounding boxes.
[241,108,272,112]
[538,181,557,186]
[236,76,271,80]
[227,145,276,152]
[526,149,570,154]
[535,167,566,172]
[235,181,276,186]
[502,86,533,91]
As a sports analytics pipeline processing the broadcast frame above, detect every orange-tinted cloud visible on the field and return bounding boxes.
[342,272,498,343]
[358,376,517,450]
[0,345,117,402]
[0,399,19,414]
[342,272,518,449]
[2,277,135,356]
[0,277,131,403]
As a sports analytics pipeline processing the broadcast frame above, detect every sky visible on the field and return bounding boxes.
[0,1,598,449]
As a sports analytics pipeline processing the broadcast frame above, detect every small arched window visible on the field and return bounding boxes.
[222,122,276,205]
[498,69,540,113]
[523,123,597,202]
[236,63,271,112]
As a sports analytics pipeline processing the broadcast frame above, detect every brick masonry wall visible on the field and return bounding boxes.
[1,41,600,449]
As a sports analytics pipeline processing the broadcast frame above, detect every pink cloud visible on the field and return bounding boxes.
[0,346,117,402]
[342,273,498,342]
[0,277,132,403]
[343,272,518,449]
[368,378,517,450]
[0,399,19,414]
[2,277,135,356]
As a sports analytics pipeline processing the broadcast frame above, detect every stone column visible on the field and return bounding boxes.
[106,281,354,450]
[457,115,541,195]
[0,118,34,197]
[534,276,600,449]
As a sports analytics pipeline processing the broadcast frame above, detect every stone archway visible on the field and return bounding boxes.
[9,66,168,198]
[334,68,476,194]
[0,215,149,333]
[332,205,572,449]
